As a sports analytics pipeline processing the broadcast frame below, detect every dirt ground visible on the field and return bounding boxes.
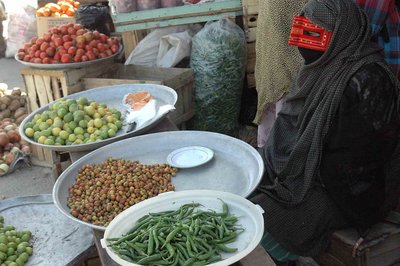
[0,57,55,199]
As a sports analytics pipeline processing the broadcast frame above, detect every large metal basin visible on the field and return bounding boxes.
[53,130,264,230]
[19,84,177,152]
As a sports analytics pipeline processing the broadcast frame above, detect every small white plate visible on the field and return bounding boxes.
[167,146,214,168]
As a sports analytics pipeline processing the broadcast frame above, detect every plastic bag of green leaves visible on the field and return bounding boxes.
[190,18,246,136]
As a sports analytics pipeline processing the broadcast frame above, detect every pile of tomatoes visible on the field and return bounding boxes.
[36,0,80,17]
[17,23,121,64]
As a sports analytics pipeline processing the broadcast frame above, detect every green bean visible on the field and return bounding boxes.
[182,257,196,266]
[136,254,163,264]
[197,248,216,261]
[147,229,154,255]
[216,243,238,253]
[176,243,190,260]
[165,243,176,260]
[206,254,222,264]
[192,261,206,266]
[120,254,134,262]
[153,228,160,251]
[162,227,182,248]
[126,242,147,256]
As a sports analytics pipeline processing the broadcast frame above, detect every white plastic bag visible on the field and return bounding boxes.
[4,0,37,58]
[156,31,192,68]
[125,26,189,67]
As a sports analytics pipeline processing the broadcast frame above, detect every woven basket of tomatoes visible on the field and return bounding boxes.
[15,23,122,69]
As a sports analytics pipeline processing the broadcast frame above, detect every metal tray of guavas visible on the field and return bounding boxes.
[19,84,177,153]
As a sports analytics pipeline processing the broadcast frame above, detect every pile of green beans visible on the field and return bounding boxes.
[107,200,243,265]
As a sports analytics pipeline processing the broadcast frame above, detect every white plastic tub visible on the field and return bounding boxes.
[101,190,265,266]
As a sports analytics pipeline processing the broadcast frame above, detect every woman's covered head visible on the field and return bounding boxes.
[289,0,373,62]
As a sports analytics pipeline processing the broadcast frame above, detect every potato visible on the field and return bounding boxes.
[0,109,11,120]
[0,104,6,111]
[16,114,28,125]
[0,96,11,106]
[19,97,26,106]
[13,107,27,119]
[11,89,21,96]
[9,99,21,111]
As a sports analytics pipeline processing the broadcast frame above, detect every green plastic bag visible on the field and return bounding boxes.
[190,18,246,136]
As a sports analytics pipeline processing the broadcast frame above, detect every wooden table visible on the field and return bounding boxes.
[69,117,276,266]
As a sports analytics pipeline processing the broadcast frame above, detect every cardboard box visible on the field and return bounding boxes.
[36,16,75,36]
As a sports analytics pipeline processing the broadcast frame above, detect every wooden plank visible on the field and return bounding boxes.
[247,42,256,59]
[246,14,258,28]
[122,30,147,59]
[43,76,54,103]
[21,68,66,78]
[51,77,61,99]
[83,78,162,89]
[247,57,256,73]
[34,75,50,107]
[246,27,257,42]
[23,74,39,112]
[247,73,256,88]
[59,77,69,97]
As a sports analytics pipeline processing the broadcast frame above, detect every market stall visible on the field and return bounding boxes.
[0,0,278,265]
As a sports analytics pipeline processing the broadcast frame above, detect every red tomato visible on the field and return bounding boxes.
[60,25,68,35]
[63,41,73,50]
[53,52,61,60]
[23,43,31,52]
[46,47,56,57]
[17,52,25,60]
[73,24,82,31]
[36,38,45,46]
[99,52,107,58]
[50,28,59,34]
[51,34,60,41]
[58,48,67,55]
[76,42,85,49]
[61,54,72,63]
[34,50,41,58]
[70,35,76,40]
[30,37,38,45]
[67,27,76,35]
[99,33,108,43]
[33,58,42,64]
[40,42,49,52]
[49,41,56,48]
[92,48,99,55]
[86,51,96,61]
[89,39,97,48]
[85,45,93,52]
[76,48,85,56]
[31,44,39,52]
[81,55,88,62]
[23,55,31,62]
[54,38,64,47]
[29,58,35,63]
[111,44,119,54]
[83,32,94,42]
[67,23,74,28]
[107,38,113,47]
[28,51,35,58]
[73,54,81,62]
[62,35,72,42]
[97,43,105,52]
[68,46,77,55]
[93,30,100,39]
[76,29,86,36]
[105,49,113,56]
[43,33,51,42]
[39,52,47,59]
[52,59,60,64]
[42,57,51,64]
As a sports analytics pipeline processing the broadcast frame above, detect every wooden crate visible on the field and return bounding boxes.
[242,0,258,89]
[83,64,195,127]
[20,61,112,169]
[316,212,400,266]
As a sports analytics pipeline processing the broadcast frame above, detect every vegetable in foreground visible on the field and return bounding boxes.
[107,200,243,265]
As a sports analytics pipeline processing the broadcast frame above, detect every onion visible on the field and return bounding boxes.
[7,130,20,143]
[3,143,13,151]
[0,132,9,146]
[0,163,9,174]
[21,145,31,154]
[10,146,20,155]
[4,152,15,165]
